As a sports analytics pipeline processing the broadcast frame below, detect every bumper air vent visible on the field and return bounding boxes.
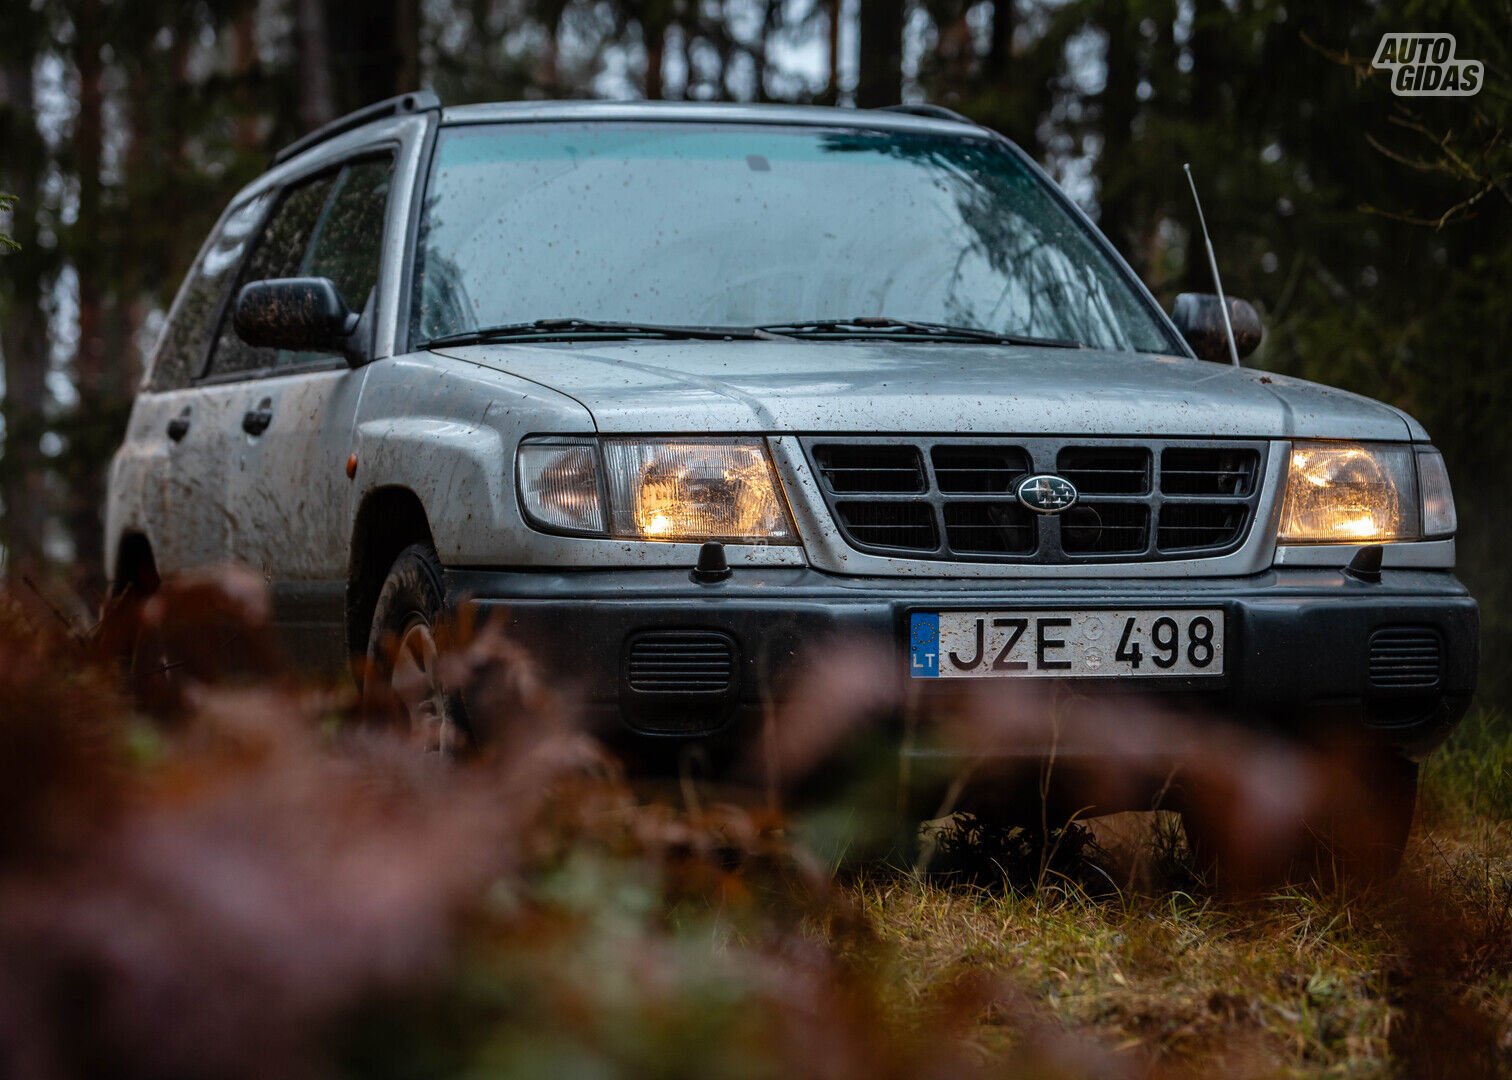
[1368,627,1443,691]
[624,631,737,695]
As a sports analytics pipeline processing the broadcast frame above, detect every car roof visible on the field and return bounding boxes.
[439,99,987,137]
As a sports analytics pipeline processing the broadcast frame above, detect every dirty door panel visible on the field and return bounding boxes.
[223,154,397,668]
[230,368,367,643]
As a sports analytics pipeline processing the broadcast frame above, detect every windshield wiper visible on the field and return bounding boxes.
[424,316,1084,350]
[422,318,785,349]
[755,317,1084,349]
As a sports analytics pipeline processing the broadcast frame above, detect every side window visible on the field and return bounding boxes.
[204,174,337,378]
[146,193,271,391]
[306,157,393,318]
[203,152,395,380]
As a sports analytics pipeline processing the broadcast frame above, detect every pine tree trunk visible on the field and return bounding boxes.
[825,0,841,103]
[296,0,337,129]
[1183,0,1221,294]
[70,0,107,593]
[645,21,666,100]
[231,12,261,152]
[1097,0,1139,266]
[855,0,903,108]
[325,0,410,113]
[396,0,421,94]
[984,0,1012,84]
[0,60,50,579]
[0,60,49,579]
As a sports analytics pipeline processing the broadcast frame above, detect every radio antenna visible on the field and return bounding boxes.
[1183,163,1241,367]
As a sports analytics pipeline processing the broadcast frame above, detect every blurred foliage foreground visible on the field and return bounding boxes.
[0,571,1508,1079]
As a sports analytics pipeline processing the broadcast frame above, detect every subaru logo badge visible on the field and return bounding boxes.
[1016,474,1078,514]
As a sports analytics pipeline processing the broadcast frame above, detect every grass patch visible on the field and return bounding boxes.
[856,819,1512,1076]
[1423,707,1512,824]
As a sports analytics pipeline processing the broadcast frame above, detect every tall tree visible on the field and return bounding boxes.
[296,0,337,128]
[66,0,109,588]
[325,0,422,112]
[856,0,904,106]
[0,50,52,578]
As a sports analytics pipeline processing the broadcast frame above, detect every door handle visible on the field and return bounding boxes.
[167,410,191,442]
[242,399,273,436]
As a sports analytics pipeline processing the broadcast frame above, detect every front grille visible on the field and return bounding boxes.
[931,445,1030,493]
[834,500,938,551]
[803,437,1266,563]
[1161,447,1258,496]
[1158,503,1248,552]
[943,502,1035,554]
[624,631,736,694]
[1061,502,1150,554]
[1368,627,1442,691]
[811,444,925,493]
[1057,446,1151,495]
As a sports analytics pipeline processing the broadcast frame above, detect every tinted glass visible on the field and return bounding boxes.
[307,156,393,316]
[412,123,1174,353]
[148,193,271,390]
[207,174,336,377]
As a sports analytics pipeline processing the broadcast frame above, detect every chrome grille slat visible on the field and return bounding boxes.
[803,437,1266,564]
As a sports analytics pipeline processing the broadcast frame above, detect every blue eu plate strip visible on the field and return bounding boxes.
[909,613,940,678]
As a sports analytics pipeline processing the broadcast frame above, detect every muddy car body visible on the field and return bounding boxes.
[107,94,1477,862]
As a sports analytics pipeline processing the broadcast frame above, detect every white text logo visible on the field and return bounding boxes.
[1372,34,1483,97]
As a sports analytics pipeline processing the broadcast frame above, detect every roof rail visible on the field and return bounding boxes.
[272,90,442,166]
[875,103,979,127]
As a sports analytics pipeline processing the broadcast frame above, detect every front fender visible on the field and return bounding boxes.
[350,352,595,564]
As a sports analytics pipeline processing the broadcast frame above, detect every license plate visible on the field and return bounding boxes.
[908,609,1224,678]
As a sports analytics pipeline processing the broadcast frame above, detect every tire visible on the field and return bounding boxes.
[1307,751,1418,886]
[96,549,172,706]
[1181,750,1417,892]
[362,542,467,754]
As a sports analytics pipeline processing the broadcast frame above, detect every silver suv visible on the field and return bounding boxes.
[107,93,1476,859]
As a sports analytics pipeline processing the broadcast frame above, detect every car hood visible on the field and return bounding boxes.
[432,341,1415,440]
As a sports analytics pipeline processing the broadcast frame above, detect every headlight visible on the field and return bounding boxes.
[1279,441,1421,543]
[517,437,796,543]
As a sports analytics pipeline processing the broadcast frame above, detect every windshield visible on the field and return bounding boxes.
[410,122,1176,353]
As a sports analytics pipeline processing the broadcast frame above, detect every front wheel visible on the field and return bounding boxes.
[362,543,467,754]
[1310,751,1418,885]
[1181,750,1418,891]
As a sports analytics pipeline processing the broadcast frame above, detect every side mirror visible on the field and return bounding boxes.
[234,277,365,365]
[1171,293,1263,363]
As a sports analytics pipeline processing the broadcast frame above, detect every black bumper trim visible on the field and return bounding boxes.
[446,566,1478,758]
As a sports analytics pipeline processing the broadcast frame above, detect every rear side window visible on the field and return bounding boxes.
[147,193,271,391]
[203,154,396,380]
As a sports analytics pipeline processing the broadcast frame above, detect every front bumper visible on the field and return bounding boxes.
[448,566,1478,761]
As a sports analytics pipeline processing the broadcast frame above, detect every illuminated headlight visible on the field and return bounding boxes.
[517,437,796,543]
[1279,441,1456,543]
